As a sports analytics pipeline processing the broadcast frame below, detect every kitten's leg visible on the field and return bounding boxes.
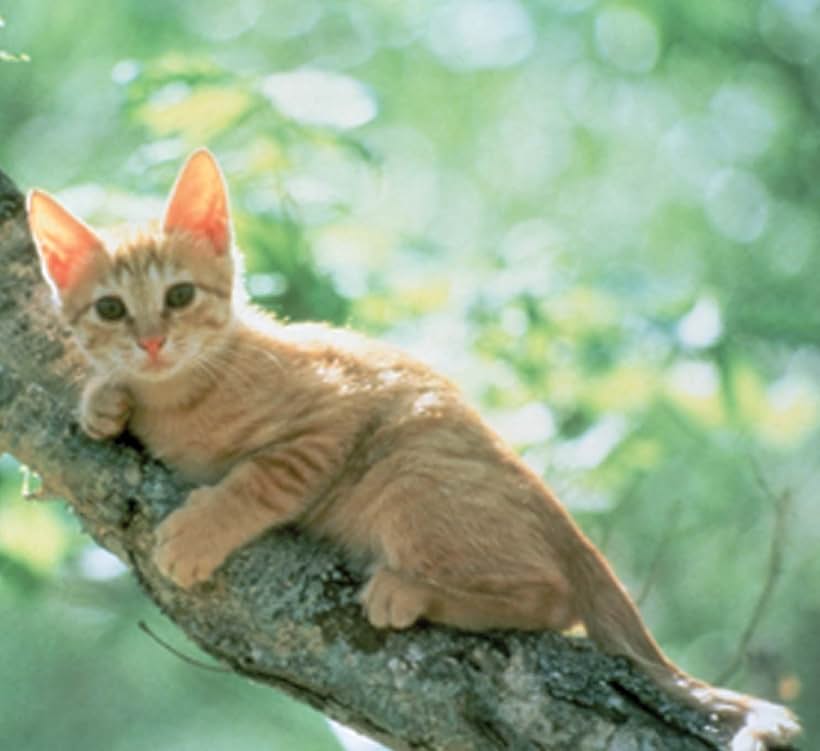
[359,473,577,632]
[361,566,575,632]
[80,376,131,440]
[153,451,323,588]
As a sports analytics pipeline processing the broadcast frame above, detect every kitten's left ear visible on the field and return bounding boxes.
[163,148,231,255]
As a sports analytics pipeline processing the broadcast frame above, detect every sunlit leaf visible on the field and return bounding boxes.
[138,85,252,141]
[0,500,71,571]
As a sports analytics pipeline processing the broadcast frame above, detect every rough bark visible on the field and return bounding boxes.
[0,167,734,751]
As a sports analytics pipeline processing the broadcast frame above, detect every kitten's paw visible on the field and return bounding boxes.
[80,381,130,440]
[152,491,232,589]
[361,568,430,630]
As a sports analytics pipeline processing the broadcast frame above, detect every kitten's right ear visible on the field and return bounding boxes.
[27,190,105,294]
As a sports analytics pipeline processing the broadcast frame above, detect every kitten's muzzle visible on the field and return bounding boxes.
[137,335,167,362]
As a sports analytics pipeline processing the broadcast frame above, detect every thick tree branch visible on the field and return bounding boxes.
[0,167,730,751]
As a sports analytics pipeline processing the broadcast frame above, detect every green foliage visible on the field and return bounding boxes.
[1,0,818,747]
[0,572,342,751]
[0,15,30,62]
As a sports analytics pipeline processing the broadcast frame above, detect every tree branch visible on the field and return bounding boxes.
[0,167,731,751]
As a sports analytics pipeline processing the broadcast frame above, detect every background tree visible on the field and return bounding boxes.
[1,1,817,749]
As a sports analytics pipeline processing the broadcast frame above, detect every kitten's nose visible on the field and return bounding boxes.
[137,335,166,360]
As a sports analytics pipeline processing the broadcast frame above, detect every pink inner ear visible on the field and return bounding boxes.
[28,190,104,292]
[163,149,231,255]
[45,251,79,291]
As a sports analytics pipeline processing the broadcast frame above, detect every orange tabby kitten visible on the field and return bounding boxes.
[28,150,799,751]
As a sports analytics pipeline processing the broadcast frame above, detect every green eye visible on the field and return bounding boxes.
[95,296,127,321]
[165,282,195,309]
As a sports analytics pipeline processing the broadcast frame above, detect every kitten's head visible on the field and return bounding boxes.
[28,149,239,383]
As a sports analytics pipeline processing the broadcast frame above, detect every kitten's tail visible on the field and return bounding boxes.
[570,545,800,751]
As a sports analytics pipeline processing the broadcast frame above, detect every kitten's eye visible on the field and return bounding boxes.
[165,282,195,310]
[95,296,127,321]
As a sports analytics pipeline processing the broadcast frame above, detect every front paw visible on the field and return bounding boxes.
[153,491,233,589]
[80,381,130,440]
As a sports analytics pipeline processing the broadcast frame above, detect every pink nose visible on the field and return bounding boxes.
[137,335,166,360]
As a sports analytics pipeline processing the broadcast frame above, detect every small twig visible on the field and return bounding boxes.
[138,620,231,673]
[714,461,790,685]
[636,496,683,606]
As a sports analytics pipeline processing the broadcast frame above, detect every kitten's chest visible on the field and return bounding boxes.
[129,403,238,485]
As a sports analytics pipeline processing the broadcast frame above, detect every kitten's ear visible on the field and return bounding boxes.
[27,190,106,293]
[163,148,231,255]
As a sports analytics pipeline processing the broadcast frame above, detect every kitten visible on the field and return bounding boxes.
[28,150,799,751]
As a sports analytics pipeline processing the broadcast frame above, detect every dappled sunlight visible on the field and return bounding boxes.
[666,360,723,425]
[140,85,253,141]
[594,6,660,74]
[260,69,377,129]
[487,401,557,446]
[677,297,723,350]
[758,0,820,64]
[553,415,628,470]
[425,0,535,71]
[705,168,770,244]
[0,498,71,571]
[710,82,778,161]
[762,377,819,446]
[78,546,129,581]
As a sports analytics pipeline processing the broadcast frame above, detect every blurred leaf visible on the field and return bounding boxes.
[0,549,45,595]
[0,499,73,571]
[0,50,30,62]
[138,85,253,141]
